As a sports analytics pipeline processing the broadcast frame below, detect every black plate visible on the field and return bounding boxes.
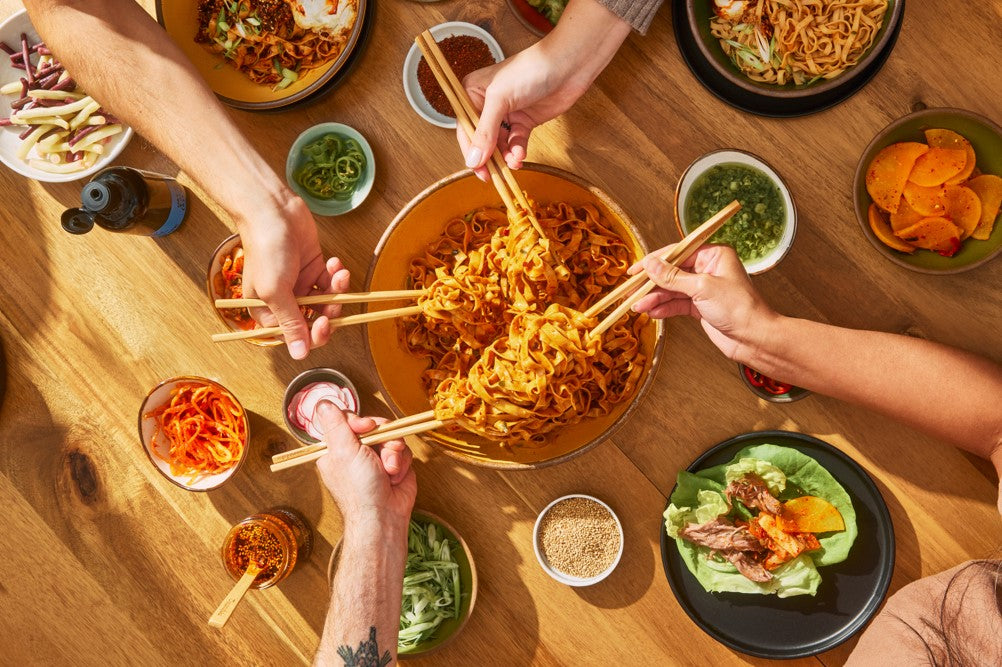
[659,431,894,659]
[671,0,904,118]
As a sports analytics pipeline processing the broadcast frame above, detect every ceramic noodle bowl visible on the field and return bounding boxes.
[364,164,667,469]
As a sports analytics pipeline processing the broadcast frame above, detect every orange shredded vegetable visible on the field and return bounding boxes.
[145,381,247,481]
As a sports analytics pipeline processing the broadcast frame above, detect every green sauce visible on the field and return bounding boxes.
[683,163,786,262]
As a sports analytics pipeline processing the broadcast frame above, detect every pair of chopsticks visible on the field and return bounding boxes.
[211,289,424,343]
[414,31,547,239]
[587,200,742,339]
[270,410,444,472]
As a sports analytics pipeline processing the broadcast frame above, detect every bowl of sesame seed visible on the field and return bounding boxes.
[533,494,624,586]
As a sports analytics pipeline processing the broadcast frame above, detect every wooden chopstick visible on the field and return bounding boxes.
[214,289,423,310]
[588,200,742,338]
[211,304,423,343]
[415,32,547,238]
[270,410,437,465]
[270,416,447,472]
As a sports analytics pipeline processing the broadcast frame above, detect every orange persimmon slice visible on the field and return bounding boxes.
[908,147,968,187]
[944,185,982,239]
[866,142,930,213]
[777,496,846,533]
[869,203,915,253]
[903,181,948,216]
[895,216,962,256]
[924,128,978,185]
[966,174,1002,240]
[890,195,925,233]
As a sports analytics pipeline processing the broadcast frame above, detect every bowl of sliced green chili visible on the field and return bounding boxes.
[286,122,375,216]
[675,149,796,274]
[327,509,477,658]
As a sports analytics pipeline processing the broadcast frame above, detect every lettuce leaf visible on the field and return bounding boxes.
[664,489,729,538]
[724,457,787,495]
[668,444,858,596]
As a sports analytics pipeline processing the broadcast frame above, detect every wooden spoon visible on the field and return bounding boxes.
[208,562,261,628]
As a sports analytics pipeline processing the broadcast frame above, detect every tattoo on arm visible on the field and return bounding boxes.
[336,626,392,667]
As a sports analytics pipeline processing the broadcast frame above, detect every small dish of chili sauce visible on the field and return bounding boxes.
[738,363,811,403]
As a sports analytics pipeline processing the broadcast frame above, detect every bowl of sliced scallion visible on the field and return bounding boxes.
[327,510,477,658]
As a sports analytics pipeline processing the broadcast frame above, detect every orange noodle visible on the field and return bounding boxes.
[710,0,888,86]
[399,201,648,449]
[195,0,357,89]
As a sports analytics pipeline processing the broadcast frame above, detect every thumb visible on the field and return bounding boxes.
[465,91,506,169]
[316,402,360,461]
[642,256,705,298]
[267,291,311,360]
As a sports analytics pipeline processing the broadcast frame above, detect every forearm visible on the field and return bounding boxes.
[24,0,289,225]
[539,0,632,96]
[744,316,1002,462]
[316,517,408,666]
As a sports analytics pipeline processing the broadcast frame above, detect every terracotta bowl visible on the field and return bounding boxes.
[364,163,667,469]
[205,233,282,347]
[685,0,903,99]
[327,510,477,658]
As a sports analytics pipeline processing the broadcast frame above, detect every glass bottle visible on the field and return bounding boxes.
[221,507,313,590]
[61,166,187,236]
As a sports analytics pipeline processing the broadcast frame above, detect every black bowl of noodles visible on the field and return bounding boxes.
[364,164,667,469]
[685,0,903,98]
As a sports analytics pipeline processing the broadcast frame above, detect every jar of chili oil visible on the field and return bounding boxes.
[221,507,313,589]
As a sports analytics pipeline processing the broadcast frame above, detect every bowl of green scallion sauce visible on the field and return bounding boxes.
[286,122,375,216]
[327,510,477,658]
[675,150,796,274]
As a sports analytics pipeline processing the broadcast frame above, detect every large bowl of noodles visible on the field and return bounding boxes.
[685,0,902,98]
[365,164,667,469]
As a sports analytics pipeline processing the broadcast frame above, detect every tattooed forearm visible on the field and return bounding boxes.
[335,627,392,667]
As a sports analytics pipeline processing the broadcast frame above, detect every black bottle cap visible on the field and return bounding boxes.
[61,208,95,235]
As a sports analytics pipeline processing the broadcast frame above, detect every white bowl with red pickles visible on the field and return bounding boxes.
[283,368,361,444]
[0,10,133,182]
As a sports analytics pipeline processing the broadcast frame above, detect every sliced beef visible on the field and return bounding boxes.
[725,473,783,515]
[678,517,766,553]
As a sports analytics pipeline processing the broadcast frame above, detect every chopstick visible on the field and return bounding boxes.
[588,200,741,339]
[270,412,446,472]
[270,410,438,465]
[214,289,423,310]
[414,31,547,238]
[211,304,423,343]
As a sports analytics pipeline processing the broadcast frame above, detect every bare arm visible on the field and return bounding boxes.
[24,0,345,358]
[633,245,1002,509]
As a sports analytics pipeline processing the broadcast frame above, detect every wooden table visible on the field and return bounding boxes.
[1,1,999,664]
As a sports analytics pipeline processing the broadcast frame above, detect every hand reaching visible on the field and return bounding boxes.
[314,403,417,528]
[239,195,350,360]
[629,244,778,361]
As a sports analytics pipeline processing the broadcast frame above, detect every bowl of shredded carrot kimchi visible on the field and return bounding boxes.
[138,376,250,491]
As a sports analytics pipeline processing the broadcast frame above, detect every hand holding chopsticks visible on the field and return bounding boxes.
[587,200,741,338]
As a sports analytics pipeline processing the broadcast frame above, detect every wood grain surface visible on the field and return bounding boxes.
[1,0,1000,665]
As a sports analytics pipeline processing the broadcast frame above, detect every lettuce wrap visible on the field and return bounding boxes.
[665,444,857,598]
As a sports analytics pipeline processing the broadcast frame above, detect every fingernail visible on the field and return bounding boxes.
[289,340,308,359]
[465,147,483,168]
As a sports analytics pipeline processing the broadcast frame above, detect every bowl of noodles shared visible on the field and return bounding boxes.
[686,0,902,98]
[156,0,368,110]
[365,164,667,469]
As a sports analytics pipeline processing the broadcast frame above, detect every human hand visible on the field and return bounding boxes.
[629,244,779,361]
[238,195,350,360]
[458,42,587,181]
[315,403,417,529]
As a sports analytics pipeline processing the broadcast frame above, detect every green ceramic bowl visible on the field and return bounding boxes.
[286,122,375,216]
[327,510,477,658]
[686,0,901,98]
[852,108,1002,274]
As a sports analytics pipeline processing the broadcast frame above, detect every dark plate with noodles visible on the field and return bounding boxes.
[156,0,368,110]
[683,0,903,99]
[365,164,667,469]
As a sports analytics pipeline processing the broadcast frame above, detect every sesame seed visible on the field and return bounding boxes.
[539,497,620,579]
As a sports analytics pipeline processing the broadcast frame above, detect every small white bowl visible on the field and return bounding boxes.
[138,376,250,492]
[285,122,375,216]
[674,149,797,275]
[533,494,625,587]
[0,10,133,183]
[402,22,504,129]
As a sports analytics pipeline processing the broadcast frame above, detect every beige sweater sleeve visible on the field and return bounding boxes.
[594,0,665,34]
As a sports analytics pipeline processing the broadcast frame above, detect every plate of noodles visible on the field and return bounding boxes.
[678,0,903,112]
[364,164,667,469]
[156,0,369,110]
